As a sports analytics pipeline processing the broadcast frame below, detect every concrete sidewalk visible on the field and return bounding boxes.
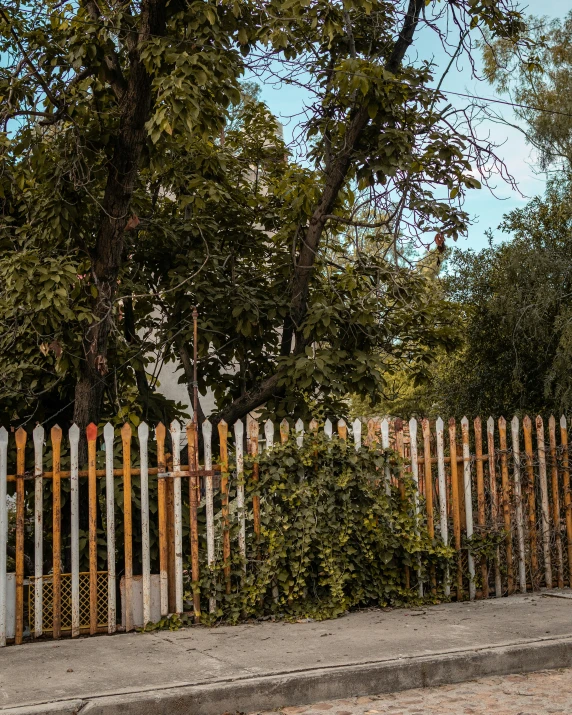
[2,591,572,714]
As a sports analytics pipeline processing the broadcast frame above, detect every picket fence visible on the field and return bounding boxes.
[0,413,571,646]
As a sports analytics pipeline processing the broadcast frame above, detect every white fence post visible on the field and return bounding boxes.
[202,419,215,614]
[139,422,151,626]
[103,422,116,633]
[461,417,475,600]
[409,418,423,597]
[69,424,80,637]
[264,419,274,449]
[170,420,183,614]
[234,419,246,561]
[381,417,391,495]
[435,417,450,597]
[511,416,526,593]
[33,424,44,638]
[295,419,304,447]
[352,418,362,451]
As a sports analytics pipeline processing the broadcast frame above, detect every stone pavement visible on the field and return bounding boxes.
[2,590,572,713]
[255,668,572,715]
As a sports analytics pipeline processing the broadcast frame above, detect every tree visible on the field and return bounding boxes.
[0,0,529,434]
[401,179,572,418]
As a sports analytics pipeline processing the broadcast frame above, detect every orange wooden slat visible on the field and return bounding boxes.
[523,416,539,590]
[51,425,62,639]
[186,422,201,621]
[498,418,514,595]
[421,419,436,591]
[248,417,261,542]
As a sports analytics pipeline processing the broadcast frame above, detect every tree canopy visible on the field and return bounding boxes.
[0,0,529,434]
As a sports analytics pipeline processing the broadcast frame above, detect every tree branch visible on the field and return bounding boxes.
[324,214,391,229]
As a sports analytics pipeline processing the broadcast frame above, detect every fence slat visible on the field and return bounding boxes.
[449,418,462,600]
[14,427,26,645]
[473,417,487,598]
[487,417,502,597]
[461,418,475,600]
[156,423,168,616]
[170,420,183,614]
[381,418,391,495]
[202,419,215,614]
[51,425,62,639]
[248,416,260,542]
[395,419,409,590]
[511,416,527,593]
[122,423,134,628]
[523,416,539,590]
[280,419,289,444]
[295,419,304,447]
[234,419,246,561]
[324,419,333,439]
[367,418,376,446]
[422,419,436,591]
[87,423,98,635]
[265,419,274,449]
[409,418,423,597]
[338,419,347,440]
[352,419,361,451]
[435,417,449,597]
[218,420,231,594]
[139,422,151,627]
[561,416,572,587]
[187,421,200,620]
[69,425,80,637]
[103,422,116,633]
[536,416,553,588]
[0,427,8,647]
[498,418,514,595]
[33,425,44,638]
[548,416,564,588]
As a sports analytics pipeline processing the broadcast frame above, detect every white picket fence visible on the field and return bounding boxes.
[2,412,569,645]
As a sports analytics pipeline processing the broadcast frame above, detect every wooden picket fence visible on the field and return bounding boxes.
[0,413,571,646]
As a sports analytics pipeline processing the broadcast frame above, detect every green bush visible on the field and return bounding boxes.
[201,432,453,623]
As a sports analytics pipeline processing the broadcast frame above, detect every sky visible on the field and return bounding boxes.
[253,0,569,252]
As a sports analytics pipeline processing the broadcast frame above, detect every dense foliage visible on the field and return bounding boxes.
[0,0,528,438]
[200,432,452,622]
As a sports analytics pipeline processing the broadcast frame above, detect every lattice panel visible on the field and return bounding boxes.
[29,572,108,633]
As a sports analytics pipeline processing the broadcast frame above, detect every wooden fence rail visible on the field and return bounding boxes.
[1,413,571,646]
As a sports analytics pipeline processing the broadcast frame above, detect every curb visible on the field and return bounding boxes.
[5,636,572,715]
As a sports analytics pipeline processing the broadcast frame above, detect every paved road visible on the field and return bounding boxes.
[254,668,572,715]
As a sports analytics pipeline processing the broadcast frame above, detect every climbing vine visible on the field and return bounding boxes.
[197,432,453,623]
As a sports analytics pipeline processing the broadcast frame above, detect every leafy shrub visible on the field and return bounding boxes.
[201,432,452,622]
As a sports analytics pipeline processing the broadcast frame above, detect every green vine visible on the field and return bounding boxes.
[195,432,453,624]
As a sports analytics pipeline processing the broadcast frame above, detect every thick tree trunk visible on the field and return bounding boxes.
[73,0,167,443]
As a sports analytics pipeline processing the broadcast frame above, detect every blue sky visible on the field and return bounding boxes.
[254,0,569,252]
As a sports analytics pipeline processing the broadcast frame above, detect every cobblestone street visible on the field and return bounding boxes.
[253,668,572,715]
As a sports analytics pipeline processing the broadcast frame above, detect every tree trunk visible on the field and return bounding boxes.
[73,0,167,443]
